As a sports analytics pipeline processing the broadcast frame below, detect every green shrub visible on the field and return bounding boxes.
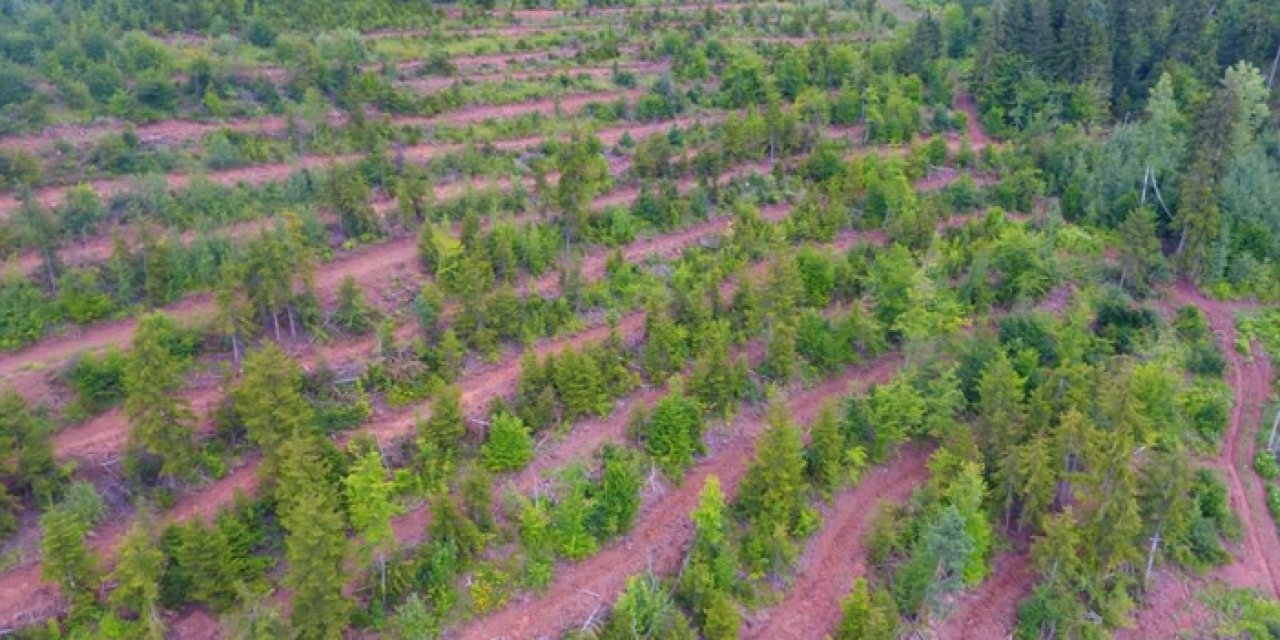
[63,349,129,417]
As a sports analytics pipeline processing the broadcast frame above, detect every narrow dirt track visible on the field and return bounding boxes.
[0,176,802,631]
[933,552,1035,640]
[1168,282,1280,597]
[0,86,654,219]
[0,114,727,398]
[946,282,1279,640]
[744,446,932,639]
[43,157,776,466]
[454,356,904,640]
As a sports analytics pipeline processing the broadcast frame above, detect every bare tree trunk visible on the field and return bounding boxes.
[1269,39,1280,89]
[1267,405,1280,451]
[1143,525,1162,587]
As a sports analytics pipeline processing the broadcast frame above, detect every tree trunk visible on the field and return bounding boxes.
[1143,525,1162,587]
[1267,405,1280,452]
[1268,39,1280,89]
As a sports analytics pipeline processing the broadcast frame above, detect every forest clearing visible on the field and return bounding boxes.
[0,0,1278,639]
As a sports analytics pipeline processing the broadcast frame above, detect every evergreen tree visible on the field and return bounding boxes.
[763,321,798,384]
[343,447,401,602]
[480,411,534,472]
[642,382,706,478]
[41,503,98,609]
[835,578,897,640]
[124,313,197,486]
[592,445,641,539]
[808,401,846,497]
[109,520,166,638]
[333,275,374,334]
[231,344,313,485]
[738,395,812,574]
[421,385,466,460]
[1117,206,1164,294]
[277,435,350,639]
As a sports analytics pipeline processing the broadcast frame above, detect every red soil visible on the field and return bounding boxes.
[455,356,903,639]
[0,115,728,400]
[0,87,656,221]
[743,445,931,639]
[1167,282,1279,597]
[934,552,1035,639]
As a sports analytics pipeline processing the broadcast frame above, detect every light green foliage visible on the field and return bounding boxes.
[481,412,534,472]
[124,313,198,485]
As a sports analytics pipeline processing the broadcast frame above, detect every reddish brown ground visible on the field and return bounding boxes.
[0,87,658,221]
[743,446,931,639]
[934,552,1035,639]
[943,282,1280,639]
[455,356,903,639]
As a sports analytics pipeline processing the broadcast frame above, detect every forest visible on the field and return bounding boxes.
[0,0,1278,638]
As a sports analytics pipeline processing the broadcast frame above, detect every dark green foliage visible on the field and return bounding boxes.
[635,385,705,478]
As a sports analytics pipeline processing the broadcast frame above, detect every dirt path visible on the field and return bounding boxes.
[945,282,1279,640]
[933,552,1035,640]
[41,155,774,467]
[398,61,664,94]
[0,114,727,399]
[0,175,805,630]
[743,446,931,639]
[454,356,903,639]
[1168,282,1280,597]
[0,86,658,220]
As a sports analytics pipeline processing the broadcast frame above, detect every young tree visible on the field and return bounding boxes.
[420,385,466,460]
[231,344,314,485]
[343,446,401,601]
[109,520,166,638]
[124,313,197,486]
[41,502,99,609]
[480,411,534,472]
[680,475,740,639]
[641,382,706,478]
[592,446,642,539]
[738,395,812,574]
[763,321,799,384]
[277,435,350,639]
[808,401,846,497]
[212,261,256,364]
[835,578,898,640]
[333,275,374,334]
[1116,206,1164,294]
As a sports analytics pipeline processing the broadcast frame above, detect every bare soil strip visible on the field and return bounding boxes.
[455,356,904,639]
[743,447,932,639]
[0,87,657,219]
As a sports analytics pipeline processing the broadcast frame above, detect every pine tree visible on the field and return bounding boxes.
[763,321,798,384]
[170,520,240,611]
[642,303,689,382]
[417,221,441,275]
[41,504,98,608]
[124,313,197,486]
[333,275,373,334]
[592,446,641,539]
[808,401,846,497]
[222,586,288,640]
[738,395,811,574]
[553,348,607,419]
[480,411,534,472]
[976,350,1027,527]
[643,382,706,478]
[109,520,166,638]
[277,435,350,639]
[343,447,401,602]
[421,385,466,459]
[835,578,897,640]
[212,261,256,364]
[231,344,313,485]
